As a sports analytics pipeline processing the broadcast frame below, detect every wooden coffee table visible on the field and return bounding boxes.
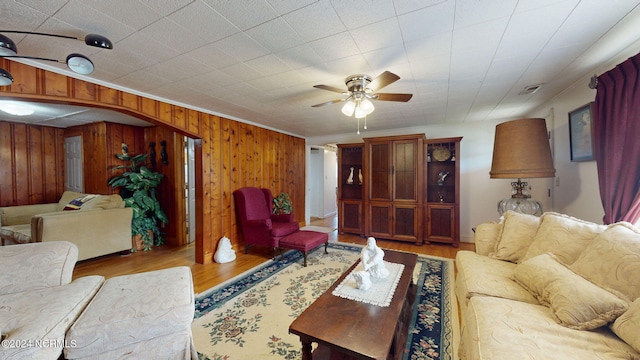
[289,250,418,360]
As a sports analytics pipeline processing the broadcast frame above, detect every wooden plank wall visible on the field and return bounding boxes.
[0,121,65,206]
[144,126,185,247]
[0,59,306,264]
[201,116,306,250]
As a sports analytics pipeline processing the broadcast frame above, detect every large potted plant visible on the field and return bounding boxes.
[108,153,168,251]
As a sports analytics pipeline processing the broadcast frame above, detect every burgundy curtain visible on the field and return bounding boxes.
[593,52,640,224]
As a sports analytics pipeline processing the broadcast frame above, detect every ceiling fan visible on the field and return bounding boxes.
[311,71,413,119]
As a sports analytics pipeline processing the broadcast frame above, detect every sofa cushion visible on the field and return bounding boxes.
[490,210,540,263]
[455,250,538,308]
[65,267,194,358]
[80,194,125,210]
[57,191,85,211]
[473,221,502,256]
[521,212,607,264]
[513,254,628,330]
[63,194,100,211]
[611,298,640,353]
[571,222,640,302]
[460,296,640,360]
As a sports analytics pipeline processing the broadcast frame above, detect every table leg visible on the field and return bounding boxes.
[301,340,313,360]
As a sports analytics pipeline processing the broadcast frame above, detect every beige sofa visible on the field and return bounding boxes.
[456,211,640,359]
[0,191,132,260]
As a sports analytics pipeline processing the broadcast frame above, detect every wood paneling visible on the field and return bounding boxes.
[0,121,65,206]
[0,60,306,264]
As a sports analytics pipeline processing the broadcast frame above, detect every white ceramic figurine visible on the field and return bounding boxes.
[214,236,236,264]
[360,237,389,279]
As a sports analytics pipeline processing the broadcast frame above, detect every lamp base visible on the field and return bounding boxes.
[497,197,542,216]
[497,178,543,216]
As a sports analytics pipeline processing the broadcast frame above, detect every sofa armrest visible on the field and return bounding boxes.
[0,203,58,226]
[474,222,502,256]
[31,208,133,261]
[0,241,78,295]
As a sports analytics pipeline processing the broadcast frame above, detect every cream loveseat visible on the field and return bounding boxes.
[0,191,132,260]
[456,211,640,359]
[1,241,198,360]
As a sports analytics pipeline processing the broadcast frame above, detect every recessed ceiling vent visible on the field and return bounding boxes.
[519,84,543,95]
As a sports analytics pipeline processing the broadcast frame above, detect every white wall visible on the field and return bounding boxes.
[323,149,337,218]
[305,145,338,224]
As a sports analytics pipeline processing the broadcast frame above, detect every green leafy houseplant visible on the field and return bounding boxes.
[108,153,168,251]
[273,192,293,214]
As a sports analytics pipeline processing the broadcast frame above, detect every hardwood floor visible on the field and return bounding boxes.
[73,216,474,294]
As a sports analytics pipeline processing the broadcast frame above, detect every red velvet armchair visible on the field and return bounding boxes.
[233,187,300,257]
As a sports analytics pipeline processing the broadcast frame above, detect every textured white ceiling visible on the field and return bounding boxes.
[2,0,640,136]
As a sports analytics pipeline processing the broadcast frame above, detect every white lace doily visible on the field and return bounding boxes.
[331,261,405,307]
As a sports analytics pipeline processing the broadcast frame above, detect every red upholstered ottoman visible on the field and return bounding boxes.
[279,230,329,266]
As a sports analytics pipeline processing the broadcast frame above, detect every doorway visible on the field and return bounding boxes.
[185,137,196,243]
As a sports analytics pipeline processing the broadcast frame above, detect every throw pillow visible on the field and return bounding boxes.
[521,212,607,264]
[611,298,640,353]
[513,253,629,330]
[570,222,640,302]
[63,194,99,211]
[489,210,540,263]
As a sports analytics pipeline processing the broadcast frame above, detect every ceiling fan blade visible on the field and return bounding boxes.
[374,93,413,102]
[311,98,345,107]
[368,71,400,92]
[313,84,346,93]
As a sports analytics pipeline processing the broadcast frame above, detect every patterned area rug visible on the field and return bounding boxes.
[193,242,457,360]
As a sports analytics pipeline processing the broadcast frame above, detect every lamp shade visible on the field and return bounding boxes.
[490,118,555,179]
[341,100,355,116]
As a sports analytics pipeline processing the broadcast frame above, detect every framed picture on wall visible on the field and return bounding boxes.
[568,102,595,161]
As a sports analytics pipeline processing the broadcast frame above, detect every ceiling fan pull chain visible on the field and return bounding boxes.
[364,115,367,130]
[357,117,361,135]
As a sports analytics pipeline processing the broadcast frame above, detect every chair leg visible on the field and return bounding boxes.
[303,252,308,267]
[324,242,328,254]
[245,245,249,254]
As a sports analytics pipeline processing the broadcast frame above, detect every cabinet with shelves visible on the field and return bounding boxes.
[424,137,462,246]
[364,134,425,243]
[337,144,364,234]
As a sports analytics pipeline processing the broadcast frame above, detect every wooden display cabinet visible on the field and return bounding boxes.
[424,137,462,246]
[337,144,364,235]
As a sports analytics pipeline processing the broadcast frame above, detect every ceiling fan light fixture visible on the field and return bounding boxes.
[360,98,374,115]
[0,34,17,56]
[0,68,13,86]
[341,100,356,116]
[0,100,34,116]
[66,53,94,74]
[84,33,113,49]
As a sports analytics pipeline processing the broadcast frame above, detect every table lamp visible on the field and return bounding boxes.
[490,118,556,216]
